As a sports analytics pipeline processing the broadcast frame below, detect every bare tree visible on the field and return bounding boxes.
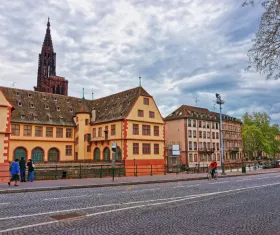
[243,0,280,79]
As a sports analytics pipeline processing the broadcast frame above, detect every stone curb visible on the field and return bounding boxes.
[0,170,279,194]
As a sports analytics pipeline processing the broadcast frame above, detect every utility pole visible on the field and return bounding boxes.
[215,93,225,175]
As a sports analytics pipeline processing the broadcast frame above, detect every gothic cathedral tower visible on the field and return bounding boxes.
[34,18,68,96]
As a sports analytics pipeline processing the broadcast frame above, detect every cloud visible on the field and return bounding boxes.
[0,0,279,124]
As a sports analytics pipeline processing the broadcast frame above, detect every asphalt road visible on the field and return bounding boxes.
[1,173,280,235]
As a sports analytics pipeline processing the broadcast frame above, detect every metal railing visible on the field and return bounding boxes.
[0,160,278,182]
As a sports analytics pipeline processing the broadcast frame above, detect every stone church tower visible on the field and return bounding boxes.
[34,18,68,95]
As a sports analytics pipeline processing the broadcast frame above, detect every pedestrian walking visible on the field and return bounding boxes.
[19,157,26,182]
[27,159,35,182]
[8,159,20,186]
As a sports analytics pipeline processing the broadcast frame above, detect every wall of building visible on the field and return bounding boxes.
[222,120,243,162]
[125,95,165,168]
[9,123,75,162]
[0,90,12,182]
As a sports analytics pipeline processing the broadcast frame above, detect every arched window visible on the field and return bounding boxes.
[104,147,110,161]
[217,153,221,161]
[116,147,122,162]
[32,148,44,163]
[48,148,59,162]
[94,148,100,161]
[14,147,27,161]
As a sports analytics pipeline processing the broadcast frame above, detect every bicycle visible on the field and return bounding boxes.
[207,169,218,180]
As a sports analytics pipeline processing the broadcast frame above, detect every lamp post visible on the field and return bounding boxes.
[216,93,226,175]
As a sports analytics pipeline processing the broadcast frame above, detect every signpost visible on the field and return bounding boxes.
[112,142,116,181]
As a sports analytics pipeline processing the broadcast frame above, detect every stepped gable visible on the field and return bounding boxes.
[164,105,217,121]
[0,86,151,126]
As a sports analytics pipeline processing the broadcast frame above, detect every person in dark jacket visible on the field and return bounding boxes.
[19,157,26,182]
[8,159,20,186]
[27,159,35,182]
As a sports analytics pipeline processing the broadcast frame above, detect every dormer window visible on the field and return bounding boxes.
[54,97,57,102]
[33,115,38,121]
[18,102,22,107]
[28,93,32,98]
[66,99,70,103]
[69,108,73,112]
[30,103,34,109]
[21,114,25,120]
[43,96,46,100]
[48,116,52,121]
[16,92,19,96]
[45,105,49,110]
[57,107,60,111]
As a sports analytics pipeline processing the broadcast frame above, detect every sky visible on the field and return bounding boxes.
[1,0,280,123]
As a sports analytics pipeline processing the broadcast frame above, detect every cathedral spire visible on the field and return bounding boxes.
[43,17,53,49]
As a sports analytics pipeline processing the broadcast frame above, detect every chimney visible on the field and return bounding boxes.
[91,108,96,122]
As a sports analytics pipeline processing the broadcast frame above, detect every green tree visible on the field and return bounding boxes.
[242,124,265,159]
[242,112,280,159]
[242,0,280,79]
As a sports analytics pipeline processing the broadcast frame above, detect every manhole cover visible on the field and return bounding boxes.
[50,212,82,220]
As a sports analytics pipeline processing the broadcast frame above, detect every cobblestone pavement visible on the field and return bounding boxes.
[0,173,280,234]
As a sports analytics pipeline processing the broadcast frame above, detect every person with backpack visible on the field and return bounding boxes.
[8,159,20,186]
[27,159,35,182]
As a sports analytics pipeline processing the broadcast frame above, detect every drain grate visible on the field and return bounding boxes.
[50,212,82,221]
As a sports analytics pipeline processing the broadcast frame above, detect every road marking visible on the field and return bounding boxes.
[43,195,90,201]
[0,202,10,205]
[2,182,280,233]
[173,184,200,189]
[0,195,188,221]
[254,177,270,180]
[123,188,161,193]
[236,179,253,182]
[209,181,229,184]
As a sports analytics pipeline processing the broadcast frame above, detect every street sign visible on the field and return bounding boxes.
[172,145,180,156]
[112,142,117,152]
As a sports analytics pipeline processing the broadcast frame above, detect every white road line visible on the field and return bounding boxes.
[43,195,89,201]
[173,184,200,188]
[2,182,280,233]
[0,202,10,205]
[209,181,230,184]
[254,177,270,180]
[236,179,253,182]
[123,188,161,193]
[43,194,102,201]
[0,195,188,221]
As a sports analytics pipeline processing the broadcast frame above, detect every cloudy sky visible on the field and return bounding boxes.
[1,0,280,122]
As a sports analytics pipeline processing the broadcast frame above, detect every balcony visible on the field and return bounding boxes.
[91,135,109,145]
[198,148,215,153]
[229,147,239,152]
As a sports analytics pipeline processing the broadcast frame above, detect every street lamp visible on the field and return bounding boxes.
[216,93,226,175]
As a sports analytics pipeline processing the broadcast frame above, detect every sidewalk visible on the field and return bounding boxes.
[1,168,280,194]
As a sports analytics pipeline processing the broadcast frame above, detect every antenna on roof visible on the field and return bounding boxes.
[195,97,199,106]
[92,89,94,100]
[139,76,142,87]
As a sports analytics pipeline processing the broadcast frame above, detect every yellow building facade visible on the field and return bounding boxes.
[0,86,165,176]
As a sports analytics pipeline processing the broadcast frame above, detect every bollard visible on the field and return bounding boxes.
[136,165,138,177]
[150,165,153,176]
[79,164,82,179]
[55,165,57,180]
[112,167,115,181]
[100,165,103,178]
